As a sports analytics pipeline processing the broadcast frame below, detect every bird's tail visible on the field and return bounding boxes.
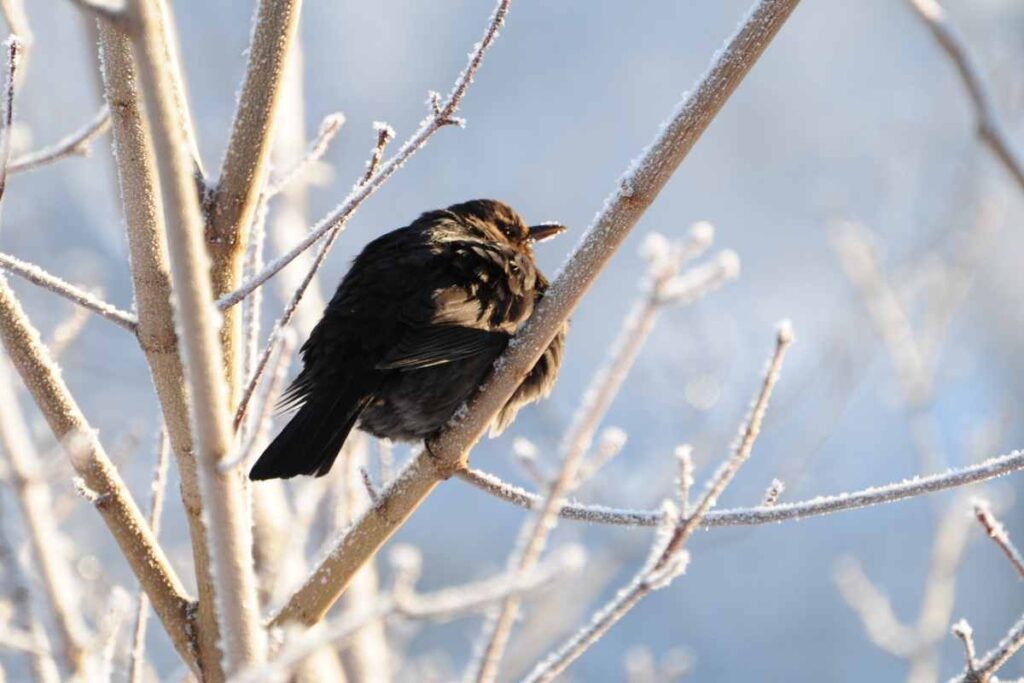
[249,389,371,480]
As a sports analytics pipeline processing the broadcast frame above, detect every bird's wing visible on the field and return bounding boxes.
[375,324,507,370]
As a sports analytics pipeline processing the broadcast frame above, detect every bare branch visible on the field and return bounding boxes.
[0,36,22,203]
[761,478,785,507]
[471,237,737,682]
[129,430,171,683]
[272,0,802,629]
[0,252,138,331]
[45,305,89,358]
[457,447,1024,530]
[0,275,196,669]
[8,106,111,174]
[523,324,793,682]
[265,112,345,197]
[360,121,395,185]
[973,499,1024,580]
[218,0,514,312]
[207,0,303,405]
[905,0,1024,194]
[96,20,223,676]
[0,358,89,672]
[127,0,266,672]
[953,614,1024,683]
[952,619,978,676]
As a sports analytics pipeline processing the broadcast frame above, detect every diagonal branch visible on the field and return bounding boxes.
[522,324,792,682]
[8,106,111,174]
[217,0,514,313]
[271,0,802,629]
[0,275,196,670]
[905,0,1024,194]
[0,251,137,331]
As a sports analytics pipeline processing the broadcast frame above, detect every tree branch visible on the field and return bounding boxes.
[207,0,303,405]
[95,20,224,678]
[125,0,266,674]
[905,0,1024,194]
[522,324,792,682]
[0,275,196,670]
[0,251,137,331]
[270,0,802,629]
[8,106,111,174]
[216,0,514,313]
[457,447,1024,530]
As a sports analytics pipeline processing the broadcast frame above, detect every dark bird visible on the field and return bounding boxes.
[249,199,568,480]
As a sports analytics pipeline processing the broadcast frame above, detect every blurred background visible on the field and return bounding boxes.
[3,0,1024,680]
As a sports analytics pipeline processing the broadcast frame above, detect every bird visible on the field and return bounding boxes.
[249,199,568,480]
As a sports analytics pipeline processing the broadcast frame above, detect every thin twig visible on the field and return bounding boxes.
[0,252,137,331]
[230,119,397,434]
[456,447,1024,530]
[265,112,345,197]
[952,619,978,676]
[905,0,1024,194]
[8,106,111,174]
[523,323,793,682]
[470,240,736,683]
[0,358,89,672]
[272,0,802,629]
[128,430,171,683]
[218,0,513,312]
[953,614,1024,682]
[45,305,89,358]
[0,36,22,203]
[973,499,1024,579]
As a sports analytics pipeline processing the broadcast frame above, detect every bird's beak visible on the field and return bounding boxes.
[528,222,567,243]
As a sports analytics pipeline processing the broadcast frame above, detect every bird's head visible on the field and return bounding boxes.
[447,199,567,248]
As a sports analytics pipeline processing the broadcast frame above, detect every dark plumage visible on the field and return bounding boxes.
[249,199,568,480]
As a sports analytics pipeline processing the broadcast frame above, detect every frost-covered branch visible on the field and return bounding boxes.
[905,0,1024,195]
[264,112,344,197]
[128,430,171,683]
[230,121,395,435]
[457,447,1024,530]
[467,229,736,683]
[126,0,266,674]
[973,499,1024,580]
[0,251,137,331]
[207,0,303,404]
[95,20,225,676]
[952,614,1024,683]
[235,547,580,683]
[0,275,196,670]
[0,358,89,673]
[272,0,802,629]
[217,0,513,312]
[522,323,793,682]
[8,105,111,174]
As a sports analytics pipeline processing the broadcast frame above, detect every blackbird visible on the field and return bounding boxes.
[249,199,568,480]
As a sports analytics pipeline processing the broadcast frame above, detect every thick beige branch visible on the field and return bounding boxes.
[905,0,1024,194]
[95,21,224,679]
[125,0,266,674]
[273,0,802,628]
[0,275,196,669]
[207,0,302,404]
